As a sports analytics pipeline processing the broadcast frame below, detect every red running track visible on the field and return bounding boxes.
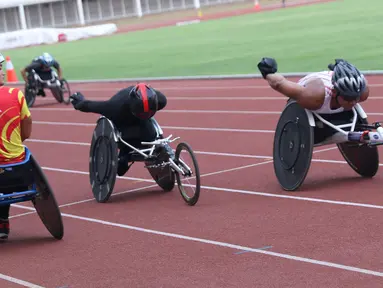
[2,76,383,288]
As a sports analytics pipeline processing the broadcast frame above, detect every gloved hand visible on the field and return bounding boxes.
[257,57,278,79]
[328,59,346,71]
[70,92,86,111]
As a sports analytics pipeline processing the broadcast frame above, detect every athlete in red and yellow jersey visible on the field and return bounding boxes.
[0,52,32,240]
[0,86,32,164]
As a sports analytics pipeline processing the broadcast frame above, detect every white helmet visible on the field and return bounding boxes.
[0,53,4,64]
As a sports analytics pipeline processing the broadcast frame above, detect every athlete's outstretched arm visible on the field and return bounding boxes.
[71,97,117,119]
[70,88,132,119]
[265,73,325,110]
[69,92,113,118]
[257,57,324,110]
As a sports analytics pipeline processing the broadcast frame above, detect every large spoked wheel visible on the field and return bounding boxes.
[60,79,71,105]
[174,142,200,206]
[30,155,64,240]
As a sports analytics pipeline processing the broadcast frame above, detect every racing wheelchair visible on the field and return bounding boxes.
[0,147,64,239]
[273,99,381,191]
[24,69,71,108]
[88,116,201,205]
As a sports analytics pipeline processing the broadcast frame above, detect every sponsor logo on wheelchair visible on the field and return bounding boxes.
[145,161,170,169]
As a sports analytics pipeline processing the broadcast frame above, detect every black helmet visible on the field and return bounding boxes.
[328,59,366,101]
[129,83,159,119]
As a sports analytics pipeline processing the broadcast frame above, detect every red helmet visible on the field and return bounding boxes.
[129,83,159,119]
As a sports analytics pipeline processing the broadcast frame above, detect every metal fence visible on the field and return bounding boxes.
[0,0,248,33]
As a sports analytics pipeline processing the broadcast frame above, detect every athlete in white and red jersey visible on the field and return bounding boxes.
[257,58,369,113]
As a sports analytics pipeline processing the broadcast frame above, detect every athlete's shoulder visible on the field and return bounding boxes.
[0,86,26,102]
[0,86,19,95]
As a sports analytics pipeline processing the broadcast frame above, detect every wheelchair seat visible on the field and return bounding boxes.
[0,146,64,240]
[0,147,34,193]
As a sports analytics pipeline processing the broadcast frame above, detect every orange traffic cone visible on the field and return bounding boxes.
[254,0,261,11]
[5,56,18,83]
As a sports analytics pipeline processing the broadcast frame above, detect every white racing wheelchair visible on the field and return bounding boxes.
[25,69,71,107]
[89,116,201,205]
[273,99,381,191]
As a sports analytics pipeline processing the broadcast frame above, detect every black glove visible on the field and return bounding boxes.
[257,57,278,79]
[70,92,86,111]
[328,58,346,71]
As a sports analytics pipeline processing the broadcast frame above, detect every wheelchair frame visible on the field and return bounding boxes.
[273,100,381,191]
[303,103,383,147]
[90,116,200,205]
[25,69,71,107]
[32,69,62,88]
[102,116,191,177]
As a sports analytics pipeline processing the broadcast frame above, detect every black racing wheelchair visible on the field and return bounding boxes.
[88,116,201,205]
[0,147,64,239]
[273,99,381,191]
[25,69,71,108]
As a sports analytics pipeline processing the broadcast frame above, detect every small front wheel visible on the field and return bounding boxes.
[174,142,200,206]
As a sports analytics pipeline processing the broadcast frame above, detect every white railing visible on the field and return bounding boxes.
[0,0,249,33]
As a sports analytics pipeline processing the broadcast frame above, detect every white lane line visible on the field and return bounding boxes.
[32,121,275,133]
[0,273,44,288]
[10,163,383,210]
[10,184,159,219]
[11,204,383,278]
[25,138,359,166]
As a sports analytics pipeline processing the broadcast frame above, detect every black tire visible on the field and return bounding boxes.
[30,155,64,240]
[273,100,314,191]
[89,117,119,203]
[25,87,36,108]
[60,79,71,105]
[337,118,379,177]
[50,86,63,103]
[174,142,200,206]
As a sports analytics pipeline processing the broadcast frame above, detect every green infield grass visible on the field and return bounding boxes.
[3,0,383,80]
